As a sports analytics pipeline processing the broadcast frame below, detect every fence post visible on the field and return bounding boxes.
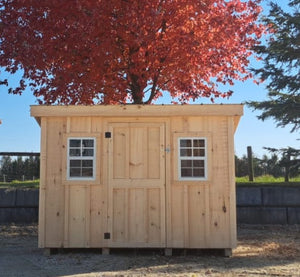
[247,146,254,182]
[284,153,291,182]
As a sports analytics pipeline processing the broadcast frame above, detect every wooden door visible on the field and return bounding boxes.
[107,122,166,247]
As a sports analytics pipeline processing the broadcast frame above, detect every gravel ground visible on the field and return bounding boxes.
[0,224,299,277]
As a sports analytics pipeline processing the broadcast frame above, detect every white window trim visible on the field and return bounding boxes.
[178,137,207,181]
[67,137,96,181]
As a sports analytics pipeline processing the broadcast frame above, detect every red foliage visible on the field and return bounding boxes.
[0,0,265,104]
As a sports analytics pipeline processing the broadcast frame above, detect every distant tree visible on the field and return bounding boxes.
[12,157,25,179]
[268,154,282,178]
[0,156,13,179]
[258,154,269,175]
[253,156,264,177]
[255,153,282,177]
[23,156,40,180]
[248,0,300,132]
[264,147,300,182]
[235,155,248,177]
[0,155,40,181]
[0,0,265,104]
[235,152,289,178]
[235,153,264,177]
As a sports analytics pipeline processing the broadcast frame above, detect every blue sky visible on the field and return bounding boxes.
[0,0,299,158]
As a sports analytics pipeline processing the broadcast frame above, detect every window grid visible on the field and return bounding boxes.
[67,138,96,180]
[178,137,207,180]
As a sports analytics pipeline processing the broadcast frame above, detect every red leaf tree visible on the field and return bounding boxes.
[0,0,265,104]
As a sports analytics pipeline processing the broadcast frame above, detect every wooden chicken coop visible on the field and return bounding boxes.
[31,104,243,256]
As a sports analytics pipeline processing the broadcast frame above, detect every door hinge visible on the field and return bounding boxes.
[105,132,111,138]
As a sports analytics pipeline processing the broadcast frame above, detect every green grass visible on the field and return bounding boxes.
[0,179,39,189]
[0,175,299,188]
[236,175,300,186]
[236,175,300,183]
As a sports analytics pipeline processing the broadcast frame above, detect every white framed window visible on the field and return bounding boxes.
[178,137,207,180]
[67,138,96,180]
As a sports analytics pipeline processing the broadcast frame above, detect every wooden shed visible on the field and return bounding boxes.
[31,104,243,255]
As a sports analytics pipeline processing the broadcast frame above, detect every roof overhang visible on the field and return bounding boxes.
[31,104,243,131]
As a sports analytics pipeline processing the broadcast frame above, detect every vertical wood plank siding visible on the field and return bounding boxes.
[31,105,242,249]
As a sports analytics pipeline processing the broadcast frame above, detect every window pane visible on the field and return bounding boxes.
[180,139,192,147]
[179,137,206,179]
[70,160,81,167]
[193,149,205,157]
[70,139,81,147]
[82,139,94,147]
[82,160,93,167]
[70,168,81,177]
[193,160,204,167]
[181,160,192,167]
[68,138,95,179]
[180,149,192,157]
[181,168,192,177]
[82,168,93,177]
[82,149,94,156]
[69,149,81,156]
[193,168,205,177]
[193,139,205,147]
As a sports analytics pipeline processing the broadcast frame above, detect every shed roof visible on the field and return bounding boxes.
[31,104,243,131]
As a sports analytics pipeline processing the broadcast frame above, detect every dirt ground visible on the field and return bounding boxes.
[0,224,299,277]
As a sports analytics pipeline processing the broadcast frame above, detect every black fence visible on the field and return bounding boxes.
[1,186,300,224]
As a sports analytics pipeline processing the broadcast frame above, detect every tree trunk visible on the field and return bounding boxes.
[130,74,144,104]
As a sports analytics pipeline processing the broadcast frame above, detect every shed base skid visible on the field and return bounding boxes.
[43,248,233,257]
[223,248,232,257]
[165,248,172,256]
[43,248,62,256]
[102,248,110,255]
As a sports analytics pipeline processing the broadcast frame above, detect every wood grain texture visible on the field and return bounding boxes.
[33,105,241,249]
